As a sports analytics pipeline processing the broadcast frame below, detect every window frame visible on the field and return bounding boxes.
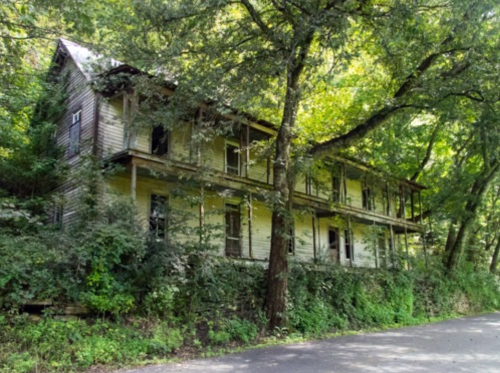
[225,203,242,257]
[68,109,82,157]
[149,194,169,240]
[224,140,241,176]
[328,227,340,262]
[344,229,353,261]
[150,125,170,157]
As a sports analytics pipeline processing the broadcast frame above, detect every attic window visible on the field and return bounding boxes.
[69,110,81,157]
[151,125,169,156]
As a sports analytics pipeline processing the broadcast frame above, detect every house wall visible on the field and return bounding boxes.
[54,58,96,225]
[103,172,383,267]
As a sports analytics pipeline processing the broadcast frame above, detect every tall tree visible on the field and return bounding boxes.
[92,0,500,326]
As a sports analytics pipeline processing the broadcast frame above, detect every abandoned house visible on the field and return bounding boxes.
[49,38,425,268]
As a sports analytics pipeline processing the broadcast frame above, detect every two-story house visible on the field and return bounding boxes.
[50,38,425,267]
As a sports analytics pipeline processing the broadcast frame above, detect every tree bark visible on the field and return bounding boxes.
[265,32,313,329]
[446,162,499,270]
[490,239,500,274]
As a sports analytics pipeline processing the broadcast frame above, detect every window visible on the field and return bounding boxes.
[225,204,241,257]
[69,110,81,157]
[149,194,168,239]
[331,164,342,203]
[362,184,375,211]
[288,226,295,255]
[378,235,387,268]
[151,125,169,156]
[328,228,339,262]
[225,142,240,176]
[53,205,63,229]
[332,174,341,203]
[344,230,352,260]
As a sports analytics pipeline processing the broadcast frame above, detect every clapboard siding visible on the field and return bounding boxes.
[53,58,96,226]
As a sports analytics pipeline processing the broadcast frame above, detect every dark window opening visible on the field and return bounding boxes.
[225,143,240,175]
[53,206,63,229]
[345,230,352,260]
[151,125,169,156]
[328,228,339,262]
[225,204,241,257]
[332,174,341,202]
[149,194,168,239]
[378,235,387,267]
[69,110,81,157]
[362,185,374,210]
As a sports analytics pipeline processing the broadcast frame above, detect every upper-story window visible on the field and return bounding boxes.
[151,125,169,156]
[225,141,240,176]
[362,184,375,211]
[68,110,81,157]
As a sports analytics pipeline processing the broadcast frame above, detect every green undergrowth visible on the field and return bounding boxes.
[1,197,499,372]
[1,262,499,373]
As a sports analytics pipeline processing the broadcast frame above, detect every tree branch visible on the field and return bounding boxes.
[411,122,441,181]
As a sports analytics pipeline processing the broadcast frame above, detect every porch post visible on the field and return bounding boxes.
[389,224,396,268]
[312,213,317,261]
[130,162,137,200]
[245,124,250,178]
[247,193,253,258]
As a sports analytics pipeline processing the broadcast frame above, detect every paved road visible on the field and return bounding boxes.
[120,312,500,373]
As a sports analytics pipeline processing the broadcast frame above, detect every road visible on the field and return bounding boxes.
[119,312,500,373]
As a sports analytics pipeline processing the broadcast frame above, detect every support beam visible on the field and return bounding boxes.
[348,216,353,267]
[199,183,205,246]
[130,163,137,200]
[312,213,317,261]
[389,224,396,268]
[266,156,271,184]
[245,124,250,178]
[247,193,253,258]
[386,182,391,216]
[410,191,415,220]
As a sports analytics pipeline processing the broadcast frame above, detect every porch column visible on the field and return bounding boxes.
[247,193,253,258]
[130,162,137,200]
[312,213,317,261]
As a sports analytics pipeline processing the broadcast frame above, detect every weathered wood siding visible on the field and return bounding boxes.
[53,58,96,225]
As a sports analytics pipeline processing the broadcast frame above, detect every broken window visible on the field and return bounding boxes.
[362,184,375,211]
[151,125,169,156]
[69,110,81,157]
[345,230,352,260]
[378,235,387,268]
[225,203,241,257]
[225,142,240,175]
[328,228,339,262]
[149,194,168,239]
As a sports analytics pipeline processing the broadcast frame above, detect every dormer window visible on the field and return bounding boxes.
[151,125,169,156]
[225,141,240,175]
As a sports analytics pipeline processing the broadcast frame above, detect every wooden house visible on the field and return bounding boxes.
[49,39,425,267]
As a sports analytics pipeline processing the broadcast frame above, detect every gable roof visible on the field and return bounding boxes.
[56,38,122,81]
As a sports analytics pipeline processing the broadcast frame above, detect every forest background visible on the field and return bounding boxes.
[0,1,499,372]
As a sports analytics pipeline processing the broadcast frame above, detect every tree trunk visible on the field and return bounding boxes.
[445,162,499,271]
[265,34,313,329]
[490,239,500,274]
[265,72,299,329]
